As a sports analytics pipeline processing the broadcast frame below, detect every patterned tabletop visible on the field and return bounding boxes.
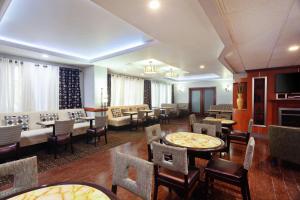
[204,117,236,125]
[8,184,112,200]
[165,132,223,149]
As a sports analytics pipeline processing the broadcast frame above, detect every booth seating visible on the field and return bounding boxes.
[0,109,90,147]
[107,104,153,127]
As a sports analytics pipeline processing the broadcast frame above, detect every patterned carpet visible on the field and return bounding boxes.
[0,130,144,186]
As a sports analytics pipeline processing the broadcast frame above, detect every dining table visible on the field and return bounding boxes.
[79,116,95,128]
[123,111,138,130]
[5,182,119,200]
[163,132,226,166]
[204,117,236,130]
[139,109,153,118]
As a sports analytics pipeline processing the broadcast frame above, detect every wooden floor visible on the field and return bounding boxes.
[37,119,300,200]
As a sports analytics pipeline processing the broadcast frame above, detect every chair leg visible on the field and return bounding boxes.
[86,133,89,144]
[70,137,74,154]
[104,134,108,144]
[241,182,248,200]
[245,177,251,200]
[94,136,97,147]
[153,183,158,200]
[111,185,117,194]
[54,140,57,159]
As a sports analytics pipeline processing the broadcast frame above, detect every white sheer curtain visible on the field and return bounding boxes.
[0,58,59,112]
[151,81,172,107]
[111,74,144,106]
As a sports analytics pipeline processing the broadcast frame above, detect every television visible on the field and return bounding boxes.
[275,72,300,93]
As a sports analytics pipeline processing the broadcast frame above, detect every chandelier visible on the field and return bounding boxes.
[165,69,179,78]
[144,61,158,74]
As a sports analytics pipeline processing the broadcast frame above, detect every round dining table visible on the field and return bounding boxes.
[163,132,226,166]
[5,182,119,200]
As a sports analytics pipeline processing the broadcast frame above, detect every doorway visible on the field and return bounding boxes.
[189,87,216,116]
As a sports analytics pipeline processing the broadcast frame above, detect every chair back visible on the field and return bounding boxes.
[95,116,107,129]
[152,142,188,175]
[248,119,254,134]
[0,125,22,146]
[193,123,216,137]
[189,114,197,126]
[153,109,161,117]
[54,120,75,136]
[112,151,153,200]
[243,137,255,170]
[216,113,231,120]
[203,119,222,133]
[0,156,38,198]
[145,124,162,144]
[137,111,145,120]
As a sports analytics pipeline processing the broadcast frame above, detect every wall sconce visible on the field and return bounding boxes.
[225,84,231,92]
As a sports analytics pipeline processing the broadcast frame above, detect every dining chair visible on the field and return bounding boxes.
[152,142,200,200]
[111,151,153,200]
[160,109,170,124]
[216,113,231,120]
[48,120,75,159]
[192,123,216,137]
[0,125,22,161]
[228,119,253,145]
[145,124,162,161]
[0,156,38,199]
[86,116,108,147]
[133,110,146,130]
[189,114,197,132]
[205,137,255,200]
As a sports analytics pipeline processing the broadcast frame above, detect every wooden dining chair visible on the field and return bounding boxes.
[205,137,255,200]
[145,124,163,161]
[111,151,153,200]
[48,120,75,159]
[0,156,38,199]
[0,125,22,162]
[152,142,200,200]
[86,116,108,146]
[228,119,253,145]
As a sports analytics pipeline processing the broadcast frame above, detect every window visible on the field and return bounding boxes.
[110,74,144,106]
[151,81,172,107]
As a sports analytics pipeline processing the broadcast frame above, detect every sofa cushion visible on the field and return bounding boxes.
[111,108,122,118]
[40,113,59,122]
[109,116,131,127]
[20,127,53,147]
[4,115,29,131]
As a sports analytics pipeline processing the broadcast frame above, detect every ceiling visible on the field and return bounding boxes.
[199,0,300,72]
[1,0,298,80]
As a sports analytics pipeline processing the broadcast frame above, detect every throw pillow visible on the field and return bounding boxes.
[40,113,59,122]
[111,108,122,118]
[4,115,29,131]
[68,111,85,123]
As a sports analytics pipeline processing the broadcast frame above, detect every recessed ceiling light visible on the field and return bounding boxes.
[288,45,299,52]
[42,54,49,58]
[199,65,205,69]
[148,0,160,10]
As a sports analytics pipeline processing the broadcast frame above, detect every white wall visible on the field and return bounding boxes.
[174,80,233,104]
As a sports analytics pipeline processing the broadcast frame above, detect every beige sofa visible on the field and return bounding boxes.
[107,104,151,127]
[0,109,90,147]
[269,125,300,165]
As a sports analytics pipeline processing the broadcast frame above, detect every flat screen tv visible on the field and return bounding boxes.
[275,72,300,93]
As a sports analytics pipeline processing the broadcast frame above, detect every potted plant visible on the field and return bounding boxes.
[237,83,244,110]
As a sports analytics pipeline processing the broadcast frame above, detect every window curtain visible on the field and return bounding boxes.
[0,58,59,112]
[111,74,144,106]
[107,74,111,106]
[59,67,82,109]
[151,81,172,107]
[144,80,152,108]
